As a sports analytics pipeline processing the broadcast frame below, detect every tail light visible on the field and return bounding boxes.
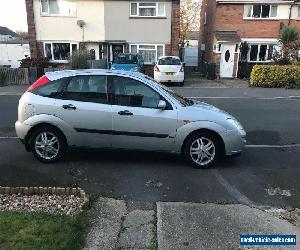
[27,75,50,92]
[180,66,184,72]
[154,65,160,72]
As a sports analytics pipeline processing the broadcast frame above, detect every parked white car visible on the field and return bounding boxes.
[154,56,185,86]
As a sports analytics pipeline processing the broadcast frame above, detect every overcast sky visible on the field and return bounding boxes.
[0,0,28,32]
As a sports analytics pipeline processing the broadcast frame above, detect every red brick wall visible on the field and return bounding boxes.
[214,4,282,38]
[170,0,180,56]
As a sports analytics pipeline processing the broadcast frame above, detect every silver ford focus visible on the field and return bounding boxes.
[15,69,246,168]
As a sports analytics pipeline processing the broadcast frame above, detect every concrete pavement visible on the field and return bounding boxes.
[84,197,300,250]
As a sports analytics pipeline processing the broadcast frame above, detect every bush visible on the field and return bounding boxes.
[250,65,300,88]
[20,57,49,68]
[68,50,91,69]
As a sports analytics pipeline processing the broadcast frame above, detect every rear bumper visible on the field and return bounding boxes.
[154,72,184,83]
[15,121,31,140]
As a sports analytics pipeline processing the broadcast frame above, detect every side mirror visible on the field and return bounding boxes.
[152,62,156,66]
[157,100,166,110]
[182,62,186,67]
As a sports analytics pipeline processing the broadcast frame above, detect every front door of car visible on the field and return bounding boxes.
[54,75,112,148]
[110,76,178,151]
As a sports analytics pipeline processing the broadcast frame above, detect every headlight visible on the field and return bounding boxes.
[227,118,244,131]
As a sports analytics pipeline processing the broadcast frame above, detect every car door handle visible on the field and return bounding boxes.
[118,110,133,116]
[62,104,77,110]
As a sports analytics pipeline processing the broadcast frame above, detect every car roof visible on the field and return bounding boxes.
[158,56,180,60]
[45,69,146,81]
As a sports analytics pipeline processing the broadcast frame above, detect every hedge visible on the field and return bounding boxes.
[249,65,300,88]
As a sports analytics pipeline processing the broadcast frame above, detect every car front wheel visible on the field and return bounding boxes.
[30,127,66,163]
[184,132,222,168]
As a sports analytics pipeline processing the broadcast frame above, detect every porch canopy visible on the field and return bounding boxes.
[214,31,241,43]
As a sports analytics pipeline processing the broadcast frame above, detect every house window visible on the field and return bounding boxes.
[213,43,222,53]
[130,44,164,64]
[298,6,300,19]
[248,44,275,62]
[41,0,76,16]
[130,2,166,17]
[244,4,277,19]
[44,42,78,62]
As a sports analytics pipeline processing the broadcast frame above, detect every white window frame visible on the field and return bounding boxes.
[44,42,78,63]
[247,43,276,63]
[243,4,278,19]
[40,0,77,17]
[213,43,222,53]
[129,44,165,64]
[130,2,166,17]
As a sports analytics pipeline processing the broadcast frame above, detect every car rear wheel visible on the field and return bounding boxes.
[30,127,66,163]
[184,132,221,169]
[179,81,184,87]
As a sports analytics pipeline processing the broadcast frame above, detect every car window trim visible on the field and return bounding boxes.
[109,75,173,110]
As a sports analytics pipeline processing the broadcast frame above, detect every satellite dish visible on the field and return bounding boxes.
[77,20,85,28]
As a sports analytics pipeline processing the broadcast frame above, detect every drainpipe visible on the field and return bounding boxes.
[288,1,295,26]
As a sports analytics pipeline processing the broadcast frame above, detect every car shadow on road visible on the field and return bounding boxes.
[63,148,242,170]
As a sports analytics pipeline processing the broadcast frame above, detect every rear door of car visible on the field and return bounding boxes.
[54,74,113,148]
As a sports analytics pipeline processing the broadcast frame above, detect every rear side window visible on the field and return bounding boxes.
[63,75,108,104]
[31,78,65,97]
[158,57,181,65]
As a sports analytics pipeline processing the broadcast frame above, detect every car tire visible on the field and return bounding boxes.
[183,132,222,169]
[180,81,184,87]
[30,126,67,163]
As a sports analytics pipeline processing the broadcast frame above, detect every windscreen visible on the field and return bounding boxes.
[114,54,138,64]
[158,57,181,65]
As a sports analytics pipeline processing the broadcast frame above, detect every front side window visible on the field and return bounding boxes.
[244,4,277,18]
[248,44,275,62]
[44,42,78,62]
[130,44,164,64]
[113,76,160,109]
[41,0,77,16]
[130,2,166,17]
[63,75,108,104]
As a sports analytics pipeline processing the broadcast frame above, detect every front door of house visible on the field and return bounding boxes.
[110,44,124,62]
[220,44,235,78]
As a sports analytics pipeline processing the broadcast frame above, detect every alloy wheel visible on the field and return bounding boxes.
[34,132,60,160]
[189,137,216,166]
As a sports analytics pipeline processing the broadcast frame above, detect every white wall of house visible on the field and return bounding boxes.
[33,0,172,43]
[104,1,172,44]
[0,43,30,68]
[33,0,105,42]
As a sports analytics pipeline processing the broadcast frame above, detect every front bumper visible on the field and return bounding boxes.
[221,129,246,156]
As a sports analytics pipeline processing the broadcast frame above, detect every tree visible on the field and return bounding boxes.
[180,0,200,46]
[15,30,29,40]
[273,26,300,64]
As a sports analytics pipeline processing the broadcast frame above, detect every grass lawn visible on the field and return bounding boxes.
[0,211,88,250]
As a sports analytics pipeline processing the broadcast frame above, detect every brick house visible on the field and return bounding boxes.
[199,0,300,78]
[25,0,180,67]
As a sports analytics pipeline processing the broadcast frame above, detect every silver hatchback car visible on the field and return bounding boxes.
[15,69,246,168]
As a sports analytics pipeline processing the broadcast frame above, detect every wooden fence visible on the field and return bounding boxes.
[0,68,29,85]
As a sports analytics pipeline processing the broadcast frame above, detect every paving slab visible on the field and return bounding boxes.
[84,197,126,250]
[118,210,155,249]
[157,202,300,250]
